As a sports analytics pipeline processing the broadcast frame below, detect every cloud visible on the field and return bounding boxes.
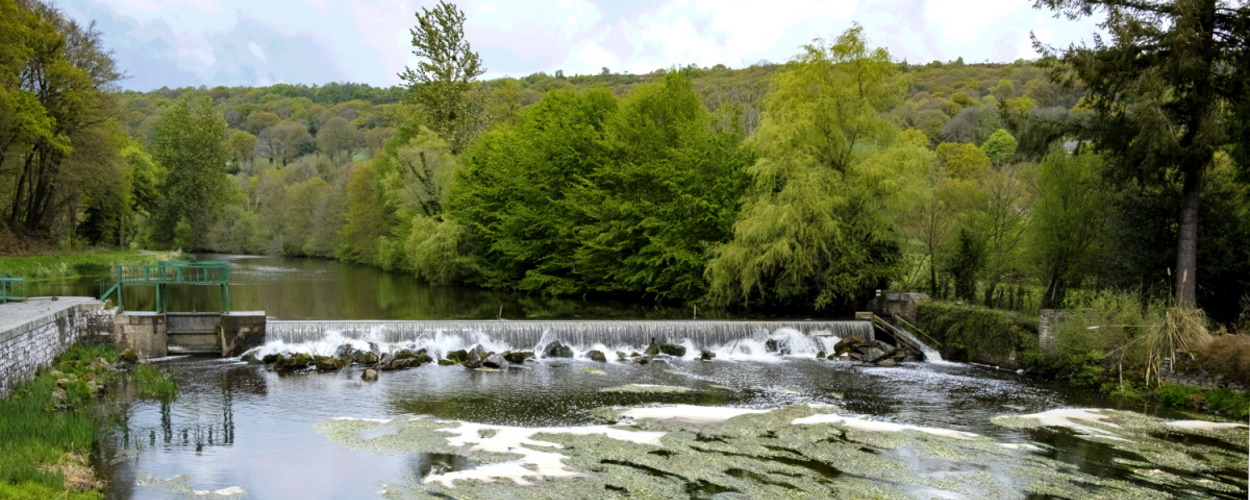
[52,0,1106,90]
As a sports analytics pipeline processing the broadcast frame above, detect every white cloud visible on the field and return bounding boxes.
[54,0,1108,90]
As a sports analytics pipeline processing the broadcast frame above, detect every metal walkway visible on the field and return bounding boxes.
[100,260,232,313]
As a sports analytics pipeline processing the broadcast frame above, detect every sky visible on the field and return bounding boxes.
[55,0,1106,92]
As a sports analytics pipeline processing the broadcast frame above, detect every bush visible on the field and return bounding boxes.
[915,302,1039,368]
[1193,334,1250,386]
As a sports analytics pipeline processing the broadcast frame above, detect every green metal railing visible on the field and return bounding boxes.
[1,277,26,303]
[101,261,232,313]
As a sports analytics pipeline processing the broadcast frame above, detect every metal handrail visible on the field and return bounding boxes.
[890,313,942,348]
[1,277,27,303]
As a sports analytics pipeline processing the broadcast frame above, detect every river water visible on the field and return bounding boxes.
[35,255,1249,499]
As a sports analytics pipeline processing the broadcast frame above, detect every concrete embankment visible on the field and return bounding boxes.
[0,297,112,396]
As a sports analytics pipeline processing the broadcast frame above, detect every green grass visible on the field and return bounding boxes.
[130,364,178,400]
[0,250,182,281]
[1154,384,1250,420]
[0,343,177,496]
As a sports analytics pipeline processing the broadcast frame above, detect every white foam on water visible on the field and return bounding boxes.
[1165,420,1249,431]
[620,404,770,424]
[791,414,980,439]
[427,421,665,487]
[1010,408,1126,440]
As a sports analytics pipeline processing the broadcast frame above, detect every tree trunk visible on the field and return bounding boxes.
[1174,169,1200,308]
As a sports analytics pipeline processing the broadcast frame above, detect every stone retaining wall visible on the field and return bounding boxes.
[0,302,111,397]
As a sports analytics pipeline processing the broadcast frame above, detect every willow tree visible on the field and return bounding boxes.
[1035,0,1249,308]
[705,26,927,310]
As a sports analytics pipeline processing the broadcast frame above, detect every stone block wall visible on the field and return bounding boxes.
[113,312,168,359]
[0,302,108,397]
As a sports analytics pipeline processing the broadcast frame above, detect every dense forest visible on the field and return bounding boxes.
[2,0,1247,322]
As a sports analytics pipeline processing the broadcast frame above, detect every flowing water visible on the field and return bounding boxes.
[30,255,1247,498]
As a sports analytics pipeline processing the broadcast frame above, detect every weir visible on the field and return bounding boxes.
[265,319,873,355]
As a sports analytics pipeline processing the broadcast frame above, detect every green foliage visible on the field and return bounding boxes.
[148,95,231,250]
[1154,384,1250,420]
[706,26,918,310]
[915,301,1039,368]
[399,0,484,153]
[981,129,1018,166]
[1037,0,1247,308]
[452,87,617,293]
[1030,149,1105,308]
[129,364,177,401]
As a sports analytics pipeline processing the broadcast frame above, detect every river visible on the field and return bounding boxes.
[32,255,1250,498]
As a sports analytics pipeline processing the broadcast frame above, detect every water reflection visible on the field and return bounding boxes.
[33,254,753,320]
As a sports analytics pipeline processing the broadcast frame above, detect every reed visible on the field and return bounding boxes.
[1133,307,1213,386]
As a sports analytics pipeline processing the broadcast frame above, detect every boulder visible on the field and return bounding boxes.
[273,353,313,373]
[437,359,457,366]
[644,339,661,356]
[314,356,343,372]
[119,349,139,364]
[633,356,651,365]
[390,358,417,370]
[816,351,826,359]
[587,350,607,363]
[241,353,264,365]
[394,349,418,360]
[333,344,355,359]
[445,349,469,364]
[700,350,715,361]
[858,347,887,363]
[503,351,533,364]
[361,369,378,382]
[876,359,899,368]
[378,353,394,368]
[658,344,686,357]
[465,345,489,368]
[764,339,780,353]
[261,353,281,364]
[353,351,379,365]
[617,351,628,361]
[543,341,573,358]
[367,342,381,355]
[482,354,510,370]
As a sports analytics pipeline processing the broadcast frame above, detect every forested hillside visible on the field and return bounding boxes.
[3,0,1247,321]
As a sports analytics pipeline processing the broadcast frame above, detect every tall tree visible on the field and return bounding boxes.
[399,0,484,154]
[148,96,231,249]
[1036,0,1249,308]
[704,26,921,310]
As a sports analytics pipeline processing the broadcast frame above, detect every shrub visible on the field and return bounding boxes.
[1193,333,1250,386]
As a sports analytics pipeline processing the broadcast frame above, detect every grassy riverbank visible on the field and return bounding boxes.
[0,250,182,281]
[914,295,1250,420]
[0,344,177,499]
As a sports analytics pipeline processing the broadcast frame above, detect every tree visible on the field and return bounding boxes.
[982,129,1019,167]
[148,96,231,249]
[1036,0,1250,308]
[705,26,919,310]
[399,0,484,154]
[1031,149,1106,308]
[315,116,361,162]
[2,1,122,240]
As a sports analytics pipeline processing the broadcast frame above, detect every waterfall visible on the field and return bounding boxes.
[890,324,944,362]
[260,320,873,360]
